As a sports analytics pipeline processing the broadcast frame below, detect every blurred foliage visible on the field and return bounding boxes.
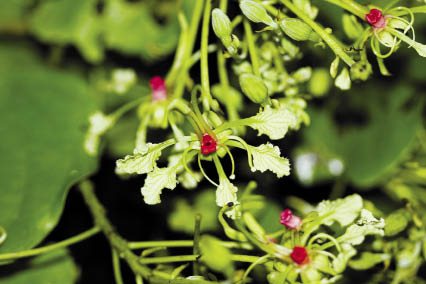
[0,42,98,255]
[0,248,79,284]
[10,0,197,63]
[294,84,424,188]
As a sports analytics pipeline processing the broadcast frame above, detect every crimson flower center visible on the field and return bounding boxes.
[201,134,217,155]
[290,246,309,265]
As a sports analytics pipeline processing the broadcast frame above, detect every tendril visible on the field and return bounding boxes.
[197,153,219,187]
[182,146,199,182]
[220,143,235,179]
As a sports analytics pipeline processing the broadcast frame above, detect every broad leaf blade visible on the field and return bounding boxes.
[0,248,79,283]
[0,44,98,254]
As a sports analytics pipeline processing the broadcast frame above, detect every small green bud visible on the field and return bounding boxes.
[385,210,411,236]
[281,38,300,59]
[330,56,340,78]
[285,86,298,97]
[292,66,312,83]
[232,61,252,75]
[240,0,278,29]
[267,271,288,284]
[342,14,363,40]
[239,73,270,105]
[309,68,331,96]
[212,8,232,45]
[350,60,373,81]
[301,267,321,282]
[335,67,351,90]
[280,18,320,42]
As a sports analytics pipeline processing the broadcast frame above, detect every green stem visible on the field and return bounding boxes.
[190,87,216,139]
[172,0,204,99]
[110,97,148,121]
[128,240,194,249]
[139,254,262,265]
[214,117,255,133]
[219,0,228,11]
[78,181,151,278]
[0,227,100,261]
[139,255,200,265]
[79,183,221,284]
[166,11,189,86]
[193,214,202,275]
[241,254,270,281]
[112,249,125,284]
[323,0,369,19]
[200,0,214,110]
[243,19,261,77]
[279,0,356,67]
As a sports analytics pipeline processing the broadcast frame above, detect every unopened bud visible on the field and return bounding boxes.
[350,60,372,81]
[212,8,232,46]
[335,67,351,90]
[240,0,278,29]
[309,68,331,96]
[239,73,270,105]
[330,56,340,78]
[280,18,320,42]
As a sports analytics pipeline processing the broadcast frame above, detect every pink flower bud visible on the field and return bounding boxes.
[280,209,302,229]
[290,246,309,265]
[150,76,167,101]
[366,9,386,29]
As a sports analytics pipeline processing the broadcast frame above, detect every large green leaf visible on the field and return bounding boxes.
[341,86,423,187]
[0,43,98,254]
[0,248,79,283]
[29,0,103,63]
[297,84,423,188]
[103,0,188,61]
[29,0,196,63]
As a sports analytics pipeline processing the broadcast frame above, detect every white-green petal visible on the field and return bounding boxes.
[141,167,177,205]
[247,105,297,140]
[337,209,385,245]
[335,67,351,91]
[216,177,238,207]
[115,141,174,175]
[389,28,426,57]
[249,143,290,178]
[316,194,363,226]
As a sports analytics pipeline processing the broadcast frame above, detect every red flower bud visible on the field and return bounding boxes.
[290,246,309,265]
[280,209,302,229]
[201,134,217,155]
[150,76,167,101]
[366,9,386,29]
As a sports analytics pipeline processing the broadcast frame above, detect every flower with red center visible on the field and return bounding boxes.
[150,76,167,101]
[366,9,386,29]
[290,246,309,265]
[201,134,217,155]
[280,209,302,230]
